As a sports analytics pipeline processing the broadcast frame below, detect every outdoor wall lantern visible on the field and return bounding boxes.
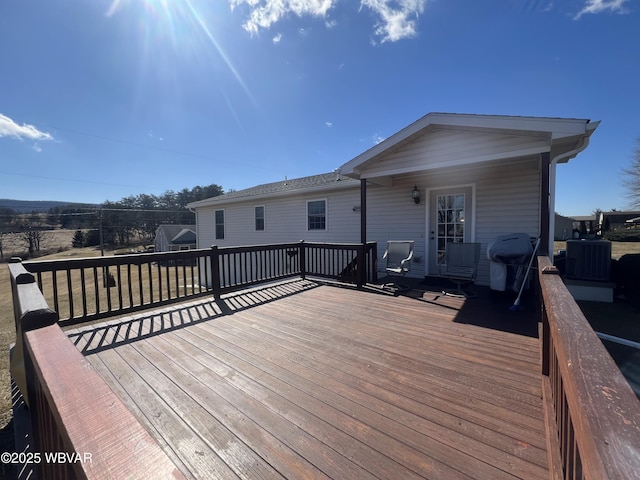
[412,186,421,204]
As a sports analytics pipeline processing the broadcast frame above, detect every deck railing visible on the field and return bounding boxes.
[537,256,640,480]
[19,241,378,326]
[9,261,186,480]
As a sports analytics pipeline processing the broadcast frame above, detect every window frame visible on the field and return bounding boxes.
[214,209,225,240]
[306,199,327,231]
[254,205,265,232]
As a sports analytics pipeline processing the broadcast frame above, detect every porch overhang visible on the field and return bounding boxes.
[341,112,599,262]
[339,112,599,181]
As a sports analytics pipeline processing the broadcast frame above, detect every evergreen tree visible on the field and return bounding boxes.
[622,138,640,209]
[72,230,85,248]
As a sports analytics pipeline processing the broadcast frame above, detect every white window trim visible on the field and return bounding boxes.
[215,209,225,240]
[425,183,476,276]
[255,205,266,232]
[306,198,327,231]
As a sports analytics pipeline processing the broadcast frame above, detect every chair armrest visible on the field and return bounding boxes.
[400,250,414,265]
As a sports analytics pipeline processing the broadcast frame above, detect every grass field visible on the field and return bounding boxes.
[1,240,639,476]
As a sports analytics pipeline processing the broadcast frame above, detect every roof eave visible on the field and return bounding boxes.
[188,179,359,209]
[340,113,597,179]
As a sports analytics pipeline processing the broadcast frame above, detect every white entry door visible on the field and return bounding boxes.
[428,186,474,275]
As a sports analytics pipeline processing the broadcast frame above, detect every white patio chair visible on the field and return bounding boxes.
[382,241,414,291]
[440,242,481,298]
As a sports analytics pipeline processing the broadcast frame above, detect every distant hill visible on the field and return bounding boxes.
[0,199,99,213]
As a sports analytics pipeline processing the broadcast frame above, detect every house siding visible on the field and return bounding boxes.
[363,158,540,285]
[195,158,540,287]
[196,188,361,249]
[189,114,599,288]
[365,128,548,177]
[473,160,540,284]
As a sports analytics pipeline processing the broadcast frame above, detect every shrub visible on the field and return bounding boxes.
[603,230,640,242]
[71,230,85,247]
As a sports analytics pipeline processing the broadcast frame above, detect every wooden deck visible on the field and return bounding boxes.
[65,279,548,480]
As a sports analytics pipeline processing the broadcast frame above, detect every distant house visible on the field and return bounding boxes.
[600,211,640,231]
[554,213,575,240]
[188,113,599,286]
[154,225,197,252]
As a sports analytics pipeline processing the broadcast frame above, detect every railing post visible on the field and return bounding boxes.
[540,304,550,377]
[539,263,558,377]
[368,242,378,284]
[356,243,365,289]
[299,240,306,280]
[211,245,221,300]
[8,260,59,406]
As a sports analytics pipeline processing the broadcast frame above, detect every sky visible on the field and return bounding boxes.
[0,0,638,216]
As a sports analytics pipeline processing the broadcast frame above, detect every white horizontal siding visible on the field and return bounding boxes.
[195,189,361,249]
[366,184,427,278]
[195,156,542,287]
[365,128,548,177]
[392,158,540,286]
[474,162,540,285]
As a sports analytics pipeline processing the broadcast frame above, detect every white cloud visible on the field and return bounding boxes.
[229,0,335,35]
[325,121,333,127]
[574,0,630,19]
[0,113,53,142]
[229,0,427,42]
[361,0,426,43]
[273,32,282,43]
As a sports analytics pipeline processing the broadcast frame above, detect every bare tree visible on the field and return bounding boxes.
[22,229,44,257]
[18,215,50,257]
[622,138,640,209]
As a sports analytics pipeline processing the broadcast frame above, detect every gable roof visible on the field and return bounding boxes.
[155,225,196,244]
[602,211,640,224]
[188,172,359,209]
[171,228,196,244]
[339,112,599,180]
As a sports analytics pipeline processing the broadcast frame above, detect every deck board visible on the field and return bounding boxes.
[67,280,549,479]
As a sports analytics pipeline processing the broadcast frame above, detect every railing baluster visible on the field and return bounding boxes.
[105,267,112,312]
[183,261,188,297]
[148,262,153,304]
[127,263,134,307]
[51,271,59,314]
[116,264,123,310]
[190,259,197,294]
[66,269,74,320]
[157,261,163,302]
[165,261,171,300]
[80,268,87,317]
[174,261,180,298]
[92,267,99,315]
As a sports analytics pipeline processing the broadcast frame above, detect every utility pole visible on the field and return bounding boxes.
[98,209,105,257]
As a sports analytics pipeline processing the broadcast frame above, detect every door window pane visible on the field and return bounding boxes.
[436,194,465,264]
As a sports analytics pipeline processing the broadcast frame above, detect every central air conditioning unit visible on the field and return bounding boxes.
[565,240,612,282]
